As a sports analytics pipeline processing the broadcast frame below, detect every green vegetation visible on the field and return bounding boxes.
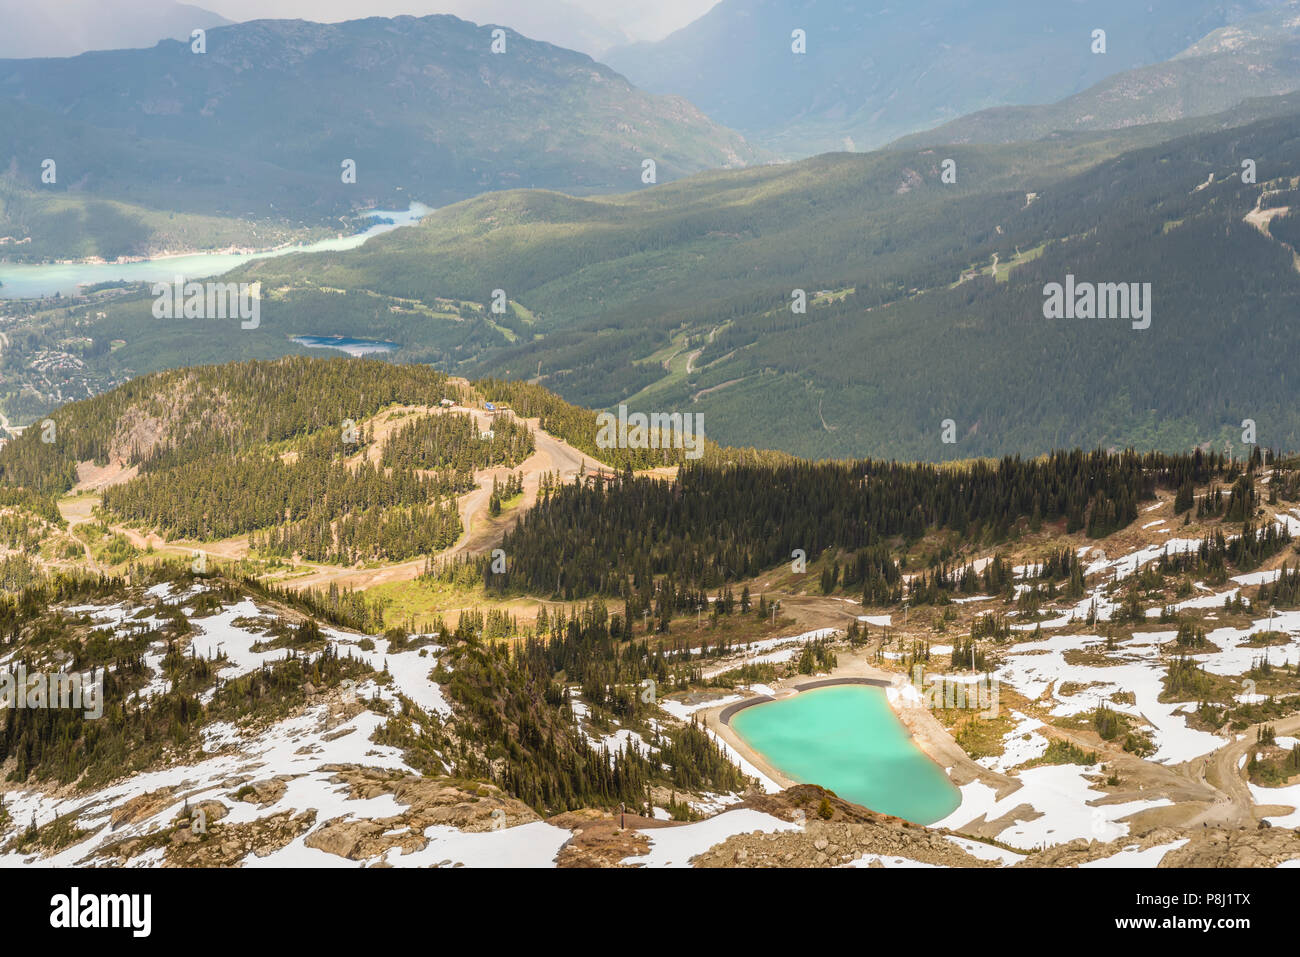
[382,411,533,472]
[0,563,756,814]
[1093,704,1157,757]
[1028,739,1099,767]
[891,9,1300,151]
[1259,563,1300,608]
[0,172,328,263]
[7,358,1300,824]
[222,103,1300,460]
[462,448,1226,601]
[10,97,1300,464]
[103,430,461,546]
[1248,730,1300,786]
[950,713,1015,762]
[0,356,461,494]
[0,358,477,563]
[0,571,376,789]
[796,636,838,675]
[430,604,751,813]
[474,378,696,470]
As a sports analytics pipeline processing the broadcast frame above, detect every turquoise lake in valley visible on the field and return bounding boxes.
[729,684,962,824]
[0,203,432,300]
[290,335,400,357]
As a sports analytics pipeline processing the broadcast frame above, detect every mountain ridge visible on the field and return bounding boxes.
[604,0,1294,154]
[892,2,1300,148]
[0,0,230,59]
[0,15,762,232]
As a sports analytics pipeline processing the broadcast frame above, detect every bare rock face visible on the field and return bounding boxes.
[548,786,992,869]
[110,788,180,830]
[327,767,540,831]
[692,819,991,868]
[188,800,229,826]
[1157,825,1300,868]
[298,767,543,862]
[228,777,292,807]
[304,819,410,861]
[551,810,655,868]
[1011,823,1300,868]
[169,809,318,867]
[92,804,316,867]
[739,783,888,824]
[53,764,549,867]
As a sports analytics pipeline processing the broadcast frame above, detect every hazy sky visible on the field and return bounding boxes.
[200,0,719,45]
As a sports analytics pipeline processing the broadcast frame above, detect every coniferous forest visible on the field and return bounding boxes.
[381,411,534,472]
[466,448,1236,600]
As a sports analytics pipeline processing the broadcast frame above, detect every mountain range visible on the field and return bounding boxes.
[7,7,1300,464]
[605,0,1296,154]
[0,15,760,231]
[893,3,1300,148]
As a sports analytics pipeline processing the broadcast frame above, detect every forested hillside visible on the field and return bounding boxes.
[0,163,336,264]
[229,103,1300,460]
[0,358,475,563]
[101,427,466,559]
[6,359,1300,857]
[381,412,534,473]
[10,100,1300,462]
[457,448,1235,601]
[0,357,463,496]
[0,357,723,568]
[0,563,749,815]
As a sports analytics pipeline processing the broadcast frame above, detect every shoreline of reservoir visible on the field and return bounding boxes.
[700,650,1017,817]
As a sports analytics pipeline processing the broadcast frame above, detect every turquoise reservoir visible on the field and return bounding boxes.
[729,685,961,824]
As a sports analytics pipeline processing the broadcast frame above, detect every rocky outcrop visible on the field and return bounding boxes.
[300,768,542,862]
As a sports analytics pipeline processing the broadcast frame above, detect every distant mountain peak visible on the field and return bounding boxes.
[0,0,230,59]
[0,14,761,223]
[604,0,1295,155]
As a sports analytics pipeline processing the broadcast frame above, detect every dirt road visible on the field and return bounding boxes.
[275,409,606,592]
[53,403,611,594]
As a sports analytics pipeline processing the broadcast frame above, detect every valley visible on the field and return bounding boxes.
[9,101,1300,460]
[5,0,1300,896]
